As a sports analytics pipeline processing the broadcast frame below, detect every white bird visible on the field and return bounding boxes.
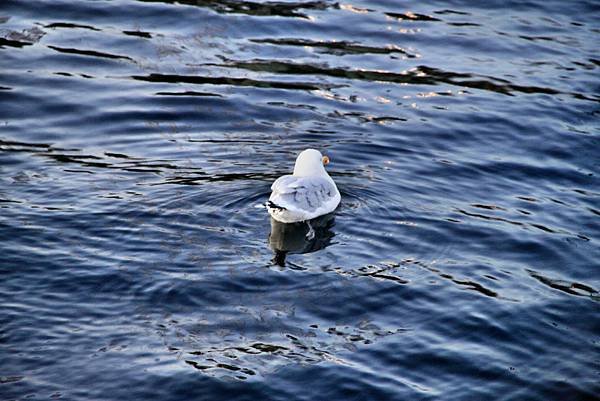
[267,149,341,223]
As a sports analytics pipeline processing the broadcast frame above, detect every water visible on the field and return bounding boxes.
[1,0,599,399]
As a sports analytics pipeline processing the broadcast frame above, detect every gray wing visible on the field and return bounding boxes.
[270,175,337,212]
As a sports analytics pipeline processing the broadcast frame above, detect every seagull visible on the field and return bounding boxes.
[267,149,341,226]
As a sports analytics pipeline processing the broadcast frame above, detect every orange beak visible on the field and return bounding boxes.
[322,155,330,165]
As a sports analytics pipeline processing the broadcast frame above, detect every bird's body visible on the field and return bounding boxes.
[267,149,340,223]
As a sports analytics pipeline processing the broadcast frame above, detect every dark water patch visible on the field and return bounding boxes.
[0,26,45,48]
[214,58,440,85]
[447,22,481,27]
[45,22,101,31]
[155,91,222,97]
[214,59,585,98]
[132,73,328,91]
[517,196,538,202]
[529,223,556,233]
[470,203,506,211]
[46,152,106,162]
[1,139,200,178]
[156,171,278,186]
[519,34,569,44]
[175,317,405,380]
[138,0,331,19]
[47,45,133,61]
[337,111,407,124]
[456,207,576,237]
[457,209,522,226]
[572,188,599,197]
[122,30,153,38]
[250,38,417,57]
[333,259,503,300]
[357,269,409,285]
[528,270,598,298]
[0,37,33,48]
[571,60,597,70]
[187,138,266,144]
[0,139,52,149]
[434,9,471,16]
[0,375,24,384]
[104,151,135,159]
[367,116,407,124]
[442,275,499,298]
[404,259,502,299]
[266,101,317,111]
[385,12,441,22]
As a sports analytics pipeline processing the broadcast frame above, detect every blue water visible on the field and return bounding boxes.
[1,0,599,400]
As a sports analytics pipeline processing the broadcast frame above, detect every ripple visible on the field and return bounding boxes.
[163,317,405,380]
[528,269,598,298]
[138,0,331,19]
[45,22,101,31]
[47,45,134,61]
[0,26,45,48]
[154,91,223,97]
[213,59,591,98]
[122,30,153,38]
[251,38,417,57]
[0,376,24,384]
[131,73,330,91]
[385,11,441,22]
[0,37,33,48]
[0,139,203,178]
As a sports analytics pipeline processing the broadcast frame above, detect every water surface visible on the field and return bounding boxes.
[1,0,599,400]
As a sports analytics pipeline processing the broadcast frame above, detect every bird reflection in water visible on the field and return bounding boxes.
[268,213,336,266]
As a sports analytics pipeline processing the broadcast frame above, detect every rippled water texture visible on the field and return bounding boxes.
[1,0,599,400]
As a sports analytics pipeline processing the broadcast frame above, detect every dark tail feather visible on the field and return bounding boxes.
[267,201,286,211]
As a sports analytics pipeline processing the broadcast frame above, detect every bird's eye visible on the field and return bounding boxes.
[322,156,330,165]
